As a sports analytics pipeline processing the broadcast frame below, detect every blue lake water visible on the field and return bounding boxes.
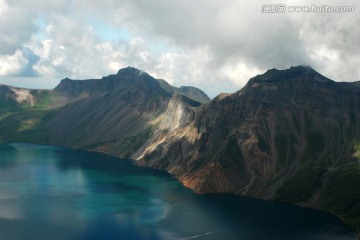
[0,143,357,240]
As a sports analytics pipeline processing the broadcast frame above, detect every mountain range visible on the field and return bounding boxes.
[0,66,359,230]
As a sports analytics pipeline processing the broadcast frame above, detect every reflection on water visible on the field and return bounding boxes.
[0,143,357,240]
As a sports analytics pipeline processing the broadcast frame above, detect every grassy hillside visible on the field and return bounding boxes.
[0,106,58,144]
[0,91,59,144]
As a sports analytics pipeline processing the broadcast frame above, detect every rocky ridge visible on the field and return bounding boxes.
[134,66,360,228]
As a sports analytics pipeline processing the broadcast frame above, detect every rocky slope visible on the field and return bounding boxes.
[134,66,360,228]
[0,66,359,229]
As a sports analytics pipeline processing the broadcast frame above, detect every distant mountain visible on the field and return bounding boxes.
[55,67,209,103]
[156,78,210,103]
[0,66,359,230]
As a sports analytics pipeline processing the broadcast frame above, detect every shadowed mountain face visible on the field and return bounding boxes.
[0,66,360,230]
[48,67,171,156]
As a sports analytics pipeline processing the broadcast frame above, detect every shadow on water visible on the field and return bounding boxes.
[174,193,357,240]
[53,148,170,177]
[53,148,174,193]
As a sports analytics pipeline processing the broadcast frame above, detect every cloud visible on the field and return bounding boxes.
[0,0,38,55]
[0,51,24,76]
[0,0,359,97]
[95,0,313,68]
[294,8,360,81]
[0,48,40,77]
[18,48,41,77]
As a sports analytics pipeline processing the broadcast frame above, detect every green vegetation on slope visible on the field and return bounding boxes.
[353,141,360,158]
[0,99,19,114]
[31,90,53,109]
[21,90,54,109]
[0,89,65,144]
[320,163,360,228]
[0,101,58,144]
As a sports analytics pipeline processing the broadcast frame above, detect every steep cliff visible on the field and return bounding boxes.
[135,66,360,228]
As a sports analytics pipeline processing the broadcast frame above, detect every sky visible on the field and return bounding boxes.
[0,0,359,98]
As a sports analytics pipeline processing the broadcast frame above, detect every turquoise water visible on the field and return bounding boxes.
[0,143,357,240]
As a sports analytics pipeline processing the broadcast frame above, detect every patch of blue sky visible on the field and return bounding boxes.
[34,15,48,41]
[87,17,131,41]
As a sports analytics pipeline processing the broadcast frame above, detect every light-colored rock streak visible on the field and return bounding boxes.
[9,87,34,105]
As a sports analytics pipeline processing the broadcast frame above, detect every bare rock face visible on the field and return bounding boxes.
[156,79,210,104]
[0,85,35,106]
[135,66,360,228]
[159,95,200,130]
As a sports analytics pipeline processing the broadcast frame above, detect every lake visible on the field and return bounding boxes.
[0,143,357,240]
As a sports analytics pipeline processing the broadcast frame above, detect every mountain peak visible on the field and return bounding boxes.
[116,66,147,76]
[249,65,333,85]
[265,65,318,77]
[267,65,313,72]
